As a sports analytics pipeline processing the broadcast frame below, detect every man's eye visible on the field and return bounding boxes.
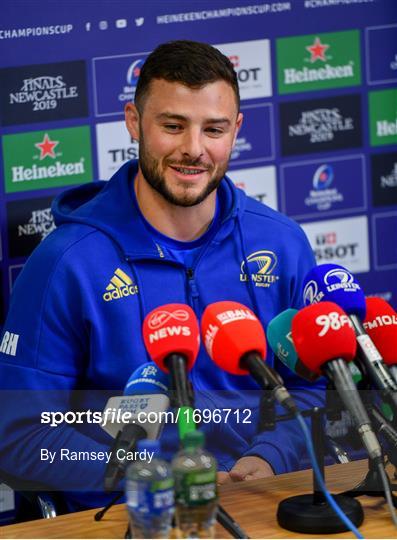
[206,127,224,136]
[164,124,182,131]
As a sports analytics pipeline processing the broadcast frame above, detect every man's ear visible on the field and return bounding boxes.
[232,112,243,147]
[125,102,140,141]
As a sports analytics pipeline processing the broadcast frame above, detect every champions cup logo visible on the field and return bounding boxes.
[148,309,189,330]
[314,165,333,190]
[126,59,144,86]
[303,280,324,305]
[240,250,279,288]
[324,268,360,293]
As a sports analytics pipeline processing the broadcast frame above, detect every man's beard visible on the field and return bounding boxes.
[138,134,229,207]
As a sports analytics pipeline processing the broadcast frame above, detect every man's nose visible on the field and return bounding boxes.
[180,128,204,160]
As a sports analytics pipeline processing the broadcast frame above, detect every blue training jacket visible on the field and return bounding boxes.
[0,160,324,510]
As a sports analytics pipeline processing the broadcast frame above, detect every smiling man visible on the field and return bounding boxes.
[0,41,324,511]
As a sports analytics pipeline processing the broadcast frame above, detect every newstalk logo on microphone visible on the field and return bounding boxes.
[277,30,361,94]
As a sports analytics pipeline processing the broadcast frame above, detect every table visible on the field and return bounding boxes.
[2,460,396,538]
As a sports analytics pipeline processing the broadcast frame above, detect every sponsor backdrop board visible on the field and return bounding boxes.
[0,0,396,326]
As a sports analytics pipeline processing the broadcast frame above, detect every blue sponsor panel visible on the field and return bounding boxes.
[358,269,397,311]
[366,25,397,85]
[373,212,397,270]
[229,103,274,167]
[93,52,149,117]
[280,155,366,220]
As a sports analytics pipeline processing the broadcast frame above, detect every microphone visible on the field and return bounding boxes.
[142,303,199,438]
[267,308,319,382]
[201,301,298,414]
[364,297,397,384]
[302,264,397,411]
[292,301,382,462]
[103,362,170,491]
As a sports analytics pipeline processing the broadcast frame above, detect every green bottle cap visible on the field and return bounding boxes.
[183,430,205,449]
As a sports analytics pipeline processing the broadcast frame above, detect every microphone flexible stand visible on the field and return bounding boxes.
[274,406,364,535]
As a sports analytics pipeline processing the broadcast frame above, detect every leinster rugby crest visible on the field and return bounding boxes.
[240,250,279,288]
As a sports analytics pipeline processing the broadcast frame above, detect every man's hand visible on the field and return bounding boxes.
[217,456,275,484]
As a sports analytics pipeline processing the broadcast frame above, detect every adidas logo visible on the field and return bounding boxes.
[103,268,139,302]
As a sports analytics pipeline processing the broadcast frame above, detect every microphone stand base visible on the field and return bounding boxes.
[277,494,364,534]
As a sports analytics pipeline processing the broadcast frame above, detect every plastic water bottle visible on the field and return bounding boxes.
[172,431,218,538]
[125,439,174,539]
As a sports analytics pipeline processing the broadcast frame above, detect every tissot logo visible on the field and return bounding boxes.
[277,30,361,94]
[0,61,88,126]
[240,250,279,288]
[2,126,92,193]
[215,40,272,99]
[229,166,278,210]
[96,121,139,179]
[371,152,397,207]
[302,216,369,273]
[280,94,362,156]
[93,52,149,116]
[7,196,56,257]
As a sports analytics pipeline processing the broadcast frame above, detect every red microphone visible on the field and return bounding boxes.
[292,302,382,462]
[201,301,297,414]
[364,297,397,383]
[143,303,199,408]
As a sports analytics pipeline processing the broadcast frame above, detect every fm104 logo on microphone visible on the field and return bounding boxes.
[279,94,362,156]
[7,196,56,258]
[0,61,88,126]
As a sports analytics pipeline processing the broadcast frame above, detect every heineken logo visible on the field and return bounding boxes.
[3,126,92,193]
[306,37,330,63]
[35,133,59,160]
[277,30,361,94]
[369,89,397,147]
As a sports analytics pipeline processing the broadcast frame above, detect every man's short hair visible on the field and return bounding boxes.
[135,40,240,112]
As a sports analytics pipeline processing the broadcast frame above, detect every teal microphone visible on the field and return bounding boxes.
[267,309,318,382]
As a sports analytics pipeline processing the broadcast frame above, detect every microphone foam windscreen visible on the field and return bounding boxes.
[267,309,319,382]
[201,301,266,375]
[267,309,298,371]
[364,297,397,366]
[124,362,169,396]
[142,304,200,372]
[302,263,366,320]
[292,301,357,375]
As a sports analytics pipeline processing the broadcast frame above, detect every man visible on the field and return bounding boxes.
[0,41,323,511]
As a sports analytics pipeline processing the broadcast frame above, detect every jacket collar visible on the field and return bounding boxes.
[52,160,244,258]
